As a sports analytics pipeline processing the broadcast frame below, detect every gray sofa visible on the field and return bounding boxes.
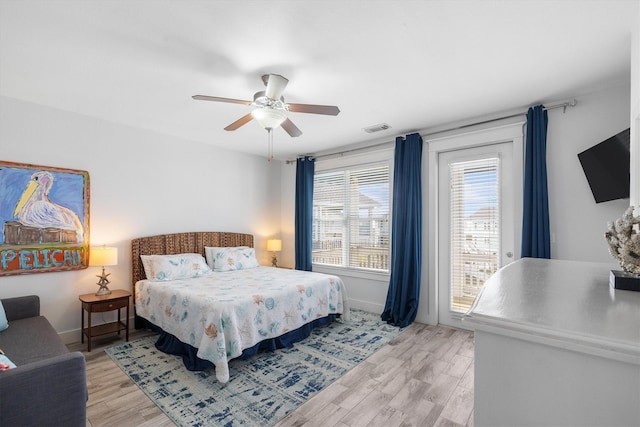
[0,295,87,427]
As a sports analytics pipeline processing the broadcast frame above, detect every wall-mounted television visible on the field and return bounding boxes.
[578,128,630,203]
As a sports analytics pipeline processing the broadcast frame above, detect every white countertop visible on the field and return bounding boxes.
[464,258,640,363]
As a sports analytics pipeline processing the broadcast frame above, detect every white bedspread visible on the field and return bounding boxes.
[135,266,349,383]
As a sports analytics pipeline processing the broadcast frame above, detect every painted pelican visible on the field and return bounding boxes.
[13,171,84,243]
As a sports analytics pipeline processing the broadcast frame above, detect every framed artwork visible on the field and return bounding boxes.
[0,161,90,276]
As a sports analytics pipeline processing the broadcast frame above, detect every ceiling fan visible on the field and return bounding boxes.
[192,74,340,138]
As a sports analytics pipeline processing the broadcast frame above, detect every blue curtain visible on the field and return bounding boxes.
[295,156,315,271]
[381,133,423,328]
[521,105,551,258]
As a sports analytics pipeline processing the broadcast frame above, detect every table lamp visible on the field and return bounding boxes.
[267,239,282,268]
[89,245,118,296]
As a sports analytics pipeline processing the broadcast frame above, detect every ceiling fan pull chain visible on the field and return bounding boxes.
[267,128,274,161]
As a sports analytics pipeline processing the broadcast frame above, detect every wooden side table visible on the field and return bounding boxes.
[79,289,131,352]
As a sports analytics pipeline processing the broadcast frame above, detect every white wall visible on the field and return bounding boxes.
[0,96,281,341]
[547,84,631,261]
[279,163,296,269]
[280,83,632,324]
[631,2,640,209]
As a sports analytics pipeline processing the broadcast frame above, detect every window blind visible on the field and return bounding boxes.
[449,156,500,312]
[313,164,390,272]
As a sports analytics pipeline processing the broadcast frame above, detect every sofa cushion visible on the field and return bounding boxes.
[1,295,40,321]
[0,352,87,426]
[0,316,68,365]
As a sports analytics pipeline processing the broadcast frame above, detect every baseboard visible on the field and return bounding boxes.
[59,328,81,345]
[348,298,384,315]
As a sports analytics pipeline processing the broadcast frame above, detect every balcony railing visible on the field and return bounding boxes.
[451,251,498,312]
[312,240,389,271]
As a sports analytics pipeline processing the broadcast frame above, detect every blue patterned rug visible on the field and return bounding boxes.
[105,310,402,426]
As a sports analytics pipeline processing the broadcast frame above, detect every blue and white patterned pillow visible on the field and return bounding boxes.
[204,246,260,272]
[0,301,8,332]
[0,354,16,370]
[140,253,213,281]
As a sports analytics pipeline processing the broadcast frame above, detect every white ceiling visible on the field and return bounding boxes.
[0,0,636,160]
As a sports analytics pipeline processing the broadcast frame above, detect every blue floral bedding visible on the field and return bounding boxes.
[135,266,349,383]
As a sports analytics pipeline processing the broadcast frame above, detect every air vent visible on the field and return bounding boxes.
[363,123,391,133]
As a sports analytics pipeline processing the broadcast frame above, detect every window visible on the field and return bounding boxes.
[312,163,390,272]
[449,156,500,312]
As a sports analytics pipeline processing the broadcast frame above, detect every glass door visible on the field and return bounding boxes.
[438,142,515,327]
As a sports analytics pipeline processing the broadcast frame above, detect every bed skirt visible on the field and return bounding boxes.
[146,313,340,371]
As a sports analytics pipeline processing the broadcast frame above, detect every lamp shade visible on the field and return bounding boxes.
[252,108,287,130]
[267,239,282,252]
[89,246,118,267]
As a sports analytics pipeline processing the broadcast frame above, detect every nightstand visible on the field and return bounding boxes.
[79,289,130,351]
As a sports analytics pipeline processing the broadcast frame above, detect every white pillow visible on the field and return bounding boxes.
[140,253,212,281]
[204,246,260,272]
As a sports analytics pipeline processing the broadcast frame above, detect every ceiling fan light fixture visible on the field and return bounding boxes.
[252,108,287,130]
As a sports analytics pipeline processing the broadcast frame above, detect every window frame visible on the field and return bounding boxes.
[312,148,394,279]
[426,120,524,327]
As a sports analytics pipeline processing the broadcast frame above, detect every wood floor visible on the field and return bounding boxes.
[71,322,475,427]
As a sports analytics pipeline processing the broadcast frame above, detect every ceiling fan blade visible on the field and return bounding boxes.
[224,113,254,131]
[288,103,340,116]
[264,74,289,100]
[281,118,303,137]
[192,95,252,105]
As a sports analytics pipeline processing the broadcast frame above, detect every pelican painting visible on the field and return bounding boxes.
[0,161,89,276]
[13,170,84,243]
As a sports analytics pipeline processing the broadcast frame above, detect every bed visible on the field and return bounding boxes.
[131,231,349,383]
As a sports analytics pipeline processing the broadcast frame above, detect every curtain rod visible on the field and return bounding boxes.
[426,98,578,137]
[286,99,577,164]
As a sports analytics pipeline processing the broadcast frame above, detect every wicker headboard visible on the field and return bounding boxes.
[131,231,254,287]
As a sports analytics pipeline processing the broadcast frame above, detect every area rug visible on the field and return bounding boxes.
[105,310,402,426]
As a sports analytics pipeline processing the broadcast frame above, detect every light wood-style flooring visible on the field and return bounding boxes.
[71,322,474,427]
